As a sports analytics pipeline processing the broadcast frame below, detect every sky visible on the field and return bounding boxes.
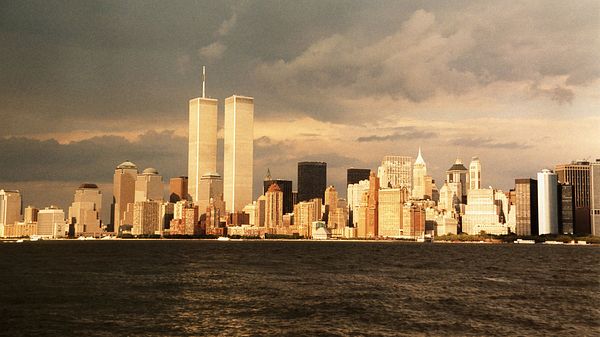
[1,0,599,223]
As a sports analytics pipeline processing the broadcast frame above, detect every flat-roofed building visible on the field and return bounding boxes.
[224,95,254,212]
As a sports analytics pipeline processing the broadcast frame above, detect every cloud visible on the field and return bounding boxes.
[0,130,187,182]
[199,41,227,60]
[356,127,437,142]
[529,83,575,105]
[217,12,238,37]
[253,3,600,121]
[450,137,531,150]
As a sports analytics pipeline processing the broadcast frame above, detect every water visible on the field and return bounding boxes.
[0,240,598,336]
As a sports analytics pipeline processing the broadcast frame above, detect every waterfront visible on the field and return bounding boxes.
[0,241,598,336]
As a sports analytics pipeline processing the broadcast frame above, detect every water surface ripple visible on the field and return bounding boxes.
[0,241,598,336]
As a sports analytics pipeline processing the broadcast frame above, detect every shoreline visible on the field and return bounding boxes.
[2,237,598,246]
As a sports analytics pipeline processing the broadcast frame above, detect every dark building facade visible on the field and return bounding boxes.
[264,179,293,214]
[297,162,327,203]
[347,168,371,186]
[515,178,538,236]
[558,183,575,234]
[555,161,590,234]
[169,176,189,203]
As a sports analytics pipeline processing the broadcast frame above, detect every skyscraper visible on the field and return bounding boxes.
[378,188,407,238]
[590,159,600,236]
[377,156,413,190]
[188,67,218,203]
[366,172,379,238]
[412,148,427,199]
[263,171,293,214]
[0,189,21,238]
[558,183,575,234]
[265,183,283,229]
[554,161,591,234]
[24,205,38,224]
[198,172,224,212]
[537,169,559,235]
[68,183,102,235]
[37,206,66,238]
[462,188,507,235]
[446,159,469,204]
[469,156,481,190]
[111,161,138,232]
[297,162,327,202]
[347,168,371,186]
[224,95,254,212]
[135,168,163,202]
[515,178,538,236]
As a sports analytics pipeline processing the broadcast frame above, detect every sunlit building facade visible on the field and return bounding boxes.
[188,96,218,203]
[111,161,138,232]
[224,95,254,212]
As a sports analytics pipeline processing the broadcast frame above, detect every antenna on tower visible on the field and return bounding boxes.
[202,65,206,98]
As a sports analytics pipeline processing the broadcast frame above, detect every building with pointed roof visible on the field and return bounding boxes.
[412,148,427,199]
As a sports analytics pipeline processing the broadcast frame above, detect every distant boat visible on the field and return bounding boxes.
[77,236,86,240]
[30,235,41,241]
[217,237,231,241]
[16,239,24,243]
[101,235,115,240]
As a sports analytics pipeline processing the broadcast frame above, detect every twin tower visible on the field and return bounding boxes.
[188,67,254,213]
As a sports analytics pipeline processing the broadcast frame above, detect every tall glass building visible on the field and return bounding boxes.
[224,95,254,212]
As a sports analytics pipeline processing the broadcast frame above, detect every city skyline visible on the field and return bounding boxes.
[1,1,599,217]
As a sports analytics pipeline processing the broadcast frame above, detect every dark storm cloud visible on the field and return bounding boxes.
[450,137,531,150]
[356,127,437,142]
[0,130,187,182]
[3,1,598,136]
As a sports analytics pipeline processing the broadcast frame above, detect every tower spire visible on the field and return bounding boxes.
[202,65,206,98]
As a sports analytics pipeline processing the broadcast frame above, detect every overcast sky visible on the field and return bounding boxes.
[1,0,599,222]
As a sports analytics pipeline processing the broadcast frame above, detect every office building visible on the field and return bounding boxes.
[366,173,379,238]
[169,176,188,203]
[347,179,370,227]
[170,201,199,236]
[294,198,322,237]
[558,184,575,235]
[297,162,327,202]
[378,155,412,190]
[590,160,600,236]
[0,190,22,238]
[263,174,293,214]
[224,95,254,212]
[401,202,425,238]
[111,161,138,231]
[198,172,224,212]
[555,161,591,234]
[412,148,427,199]
[446,159,469,204]
[188,68,218,203]
[24,206,38,224]
[265,183,283,228]
[68,183,102,235]
[537,169,559,235]
[378,188,407,238]
[462,189,507,235]
[131,201,161,236]
[515,178,538,236]
[347,168,371,186]
[469,157,481,190]
[135,168,163,202]
[37,206,66,238]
